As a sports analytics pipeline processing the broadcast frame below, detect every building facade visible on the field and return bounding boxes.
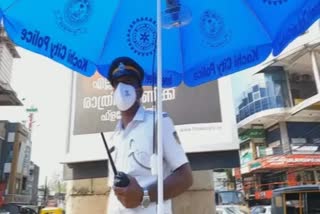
[0,122,6,207]
[0,121,38,205]
[0,26,39,208]
[233,21,320,205]
[0,25,21,106]
[29,162,39,205]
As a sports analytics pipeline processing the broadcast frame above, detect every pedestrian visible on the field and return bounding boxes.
[106,56,193,214]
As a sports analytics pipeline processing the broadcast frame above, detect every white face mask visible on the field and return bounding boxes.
[113,82,137,111]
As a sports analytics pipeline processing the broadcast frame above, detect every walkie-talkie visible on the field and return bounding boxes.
[100,132,130,187]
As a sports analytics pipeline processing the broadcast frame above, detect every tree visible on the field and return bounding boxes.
[47,170,66,194]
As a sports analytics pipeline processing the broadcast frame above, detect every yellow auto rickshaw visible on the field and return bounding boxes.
[40,207,65,214]
[271,185,320,214]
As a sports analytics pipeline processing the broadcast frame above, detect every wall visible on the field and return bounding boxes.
[65,178,109,214]
[172,171,215,214]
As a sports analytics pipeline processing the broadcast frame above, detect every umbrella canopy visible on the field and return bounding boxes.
[1,1,320,213]
[1,0,319,87]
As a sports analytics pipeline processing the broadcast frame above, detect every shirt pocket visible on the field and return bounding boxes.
[127,137,153,176]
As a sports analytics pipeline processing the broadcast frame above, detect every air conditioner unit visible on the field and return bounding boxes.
[301,74,312,81]
[290,73,301,82]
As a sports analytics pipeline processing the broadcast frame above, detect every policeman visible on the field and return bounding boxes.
[106,56,193,214]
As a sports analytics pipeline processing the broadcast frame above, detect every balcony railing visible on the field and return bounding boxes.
[237,95,286,123]
[242,180,319,199]
[4,194,32,204]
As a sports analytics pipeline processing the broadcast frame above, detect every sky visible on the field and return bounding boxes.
[0,47,72,186]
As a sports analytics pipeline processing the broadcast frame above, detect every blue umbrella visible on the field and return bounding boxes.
[1,1,320,213]
[2,0,320,87]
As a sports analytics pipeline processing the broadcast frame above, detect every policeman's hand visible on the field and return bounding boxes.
[113,175,143,208]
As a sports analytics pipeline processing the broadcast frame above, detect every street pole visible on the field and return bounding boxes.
[43,176,47,206]
[26,106,38,137]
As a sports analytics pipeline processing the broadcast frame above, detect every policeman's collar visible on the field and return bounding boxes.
[132,106,145,122]
[115,106,145,131]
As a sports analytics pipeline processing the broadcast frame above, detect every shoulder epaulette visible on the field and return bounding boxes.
[162,112,169,118]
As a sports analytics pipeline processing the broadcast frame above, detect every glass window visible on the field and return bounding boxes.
[303,171,315,184]
[287,122,320,142]
[287,52,318,106]
[244,106,250,118]
[276,96,283,107]
[272,196,284,214]
[254,100,261,112]
[262,97,269,110]
[316,171,320,182]
[266,125,281,146]
[285,193,302,214]
[253,91,260,100]
[22,177,27,191]
[234,66,290,123]
[264,67,290,107]
[252,207,266,214]
[248,92,253,103]
[260,88,267,97]
[306,192,320,214]
[250,103,255,114]
[216,191,243,205]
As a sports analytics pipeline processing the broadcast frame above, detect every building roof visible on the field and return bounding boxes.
[0,26,20,58]
[273,185,320,195]
[0,82,22,105]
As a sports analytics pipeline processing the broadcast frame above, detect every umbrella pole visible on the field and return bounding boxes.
[156,0,164,213]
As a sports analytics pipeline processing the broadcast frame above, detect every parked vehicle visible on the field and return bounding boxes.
[40,207,65,214]
[216,205,248,214]
[251,205,272,214]
[271,185,320,214]
[215,190,246,206]
[215,190,250,214]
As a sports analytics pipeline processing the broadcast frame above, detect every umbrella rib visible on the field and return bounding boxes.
[177,26,186,84]
[97,0,124,63]
[271,0,318,53]
[2,0,20,12]
[240,0,273,42]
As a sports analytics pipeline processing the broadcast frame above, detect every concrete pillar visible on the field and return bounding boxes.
[279,122,291,154]
[8,130,20,195]
[172,170,215,214]
[65,178,109,214]
[313,170,319,184]
[311,51,320,93]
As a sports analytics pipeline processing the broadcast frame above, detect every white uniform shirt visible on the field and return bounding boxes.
[107,106,188,214]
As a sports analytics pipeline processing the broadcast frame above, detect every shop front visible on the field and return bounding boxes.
[242,154,320,205]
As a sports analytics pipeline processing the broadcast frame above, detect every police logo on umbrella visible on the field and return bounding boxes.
[263,0,288,5]
[199,10,231,48]
[127,17,156,56]
[64,0,92,25]
[54,0,92,34]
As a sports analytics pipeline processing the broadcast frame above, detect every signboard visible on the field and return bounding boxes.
[255,190,273,200]
[239,129,265,143]
[66,73,238,162]
[250,154,320,171]
[73,73,222,134]
[26,107,38,112]
[241,152,253,164]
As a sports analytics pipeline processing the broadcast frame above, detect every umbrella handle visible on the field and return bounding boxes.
[156,0,164,213]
